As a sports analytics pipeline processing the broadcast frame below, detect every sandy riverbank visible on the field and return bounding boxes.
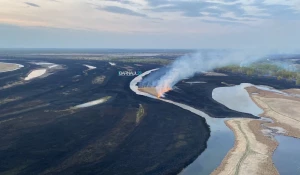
[83,64,96,70]
[138,87,159,97]
[212,119,278,175]
[73,96,111,109]
[213,85,300,175]
[25,69,47,81]
[246,86,300,138]
[0,62,23,72]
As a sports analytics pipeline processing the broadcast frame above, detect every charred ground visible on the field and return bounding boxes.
[0,53,298,175]
[161,72,299,119]
[0,57,209,175]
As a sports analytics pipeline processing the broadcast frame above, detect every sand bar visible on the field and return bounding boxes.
[212,118,278,175]
[0,62,23,73]
[83,64,96,70]
[246,86,300,138]
[138,87,159,97]
[24,69,47,81]
[73,96,111,108]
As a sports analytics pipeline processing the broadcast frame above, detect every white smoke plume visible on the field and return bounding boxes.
[147,49,296,97]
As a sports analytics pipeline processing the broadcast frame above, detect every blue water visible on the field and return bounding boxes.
[180,129,234,175]
[273,135,300,175]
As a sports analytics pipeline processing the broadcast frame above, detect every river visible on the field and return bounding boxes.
[130,69,234,175]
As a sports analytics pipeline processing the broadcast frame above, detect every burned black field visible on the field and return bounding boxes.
[163,72,299,119]
[0,57,298,175]
[0,58,209,175]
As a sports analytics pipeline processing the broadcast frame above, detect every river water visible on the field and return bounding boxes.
[273,135,300,175]
[212,83,263,116]
[212,83,300,175]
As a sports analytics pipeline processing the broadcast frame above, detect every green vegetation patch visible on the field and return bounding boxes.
[136,104,145,124]
[216,63,300,85]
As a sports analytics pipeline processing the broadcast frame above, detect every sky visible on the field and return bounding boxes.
[0,0,300,49]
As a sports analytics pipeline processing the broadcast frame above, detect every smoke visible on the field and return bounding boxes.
[140,49,299,97]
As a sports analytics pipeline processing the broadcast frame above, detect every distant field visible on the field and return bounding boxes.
[60,56,174,65]
[2,51,183,65]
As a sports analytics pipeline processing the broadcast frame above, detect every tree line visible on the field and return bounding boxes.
[216,63,300,85]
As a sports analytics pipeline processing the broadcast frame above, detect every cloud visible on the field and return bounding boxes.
[4,0,297,27]
[0,0,299,43]
[263,0,300,11]
[148,0,264,23]
[241,5,270,17]
[24,2,40,7]
[99,6,147,17]
[150,1,212,17]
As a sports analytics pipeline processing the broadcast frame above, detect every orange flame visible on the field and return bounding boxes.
[157,86,172,98]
